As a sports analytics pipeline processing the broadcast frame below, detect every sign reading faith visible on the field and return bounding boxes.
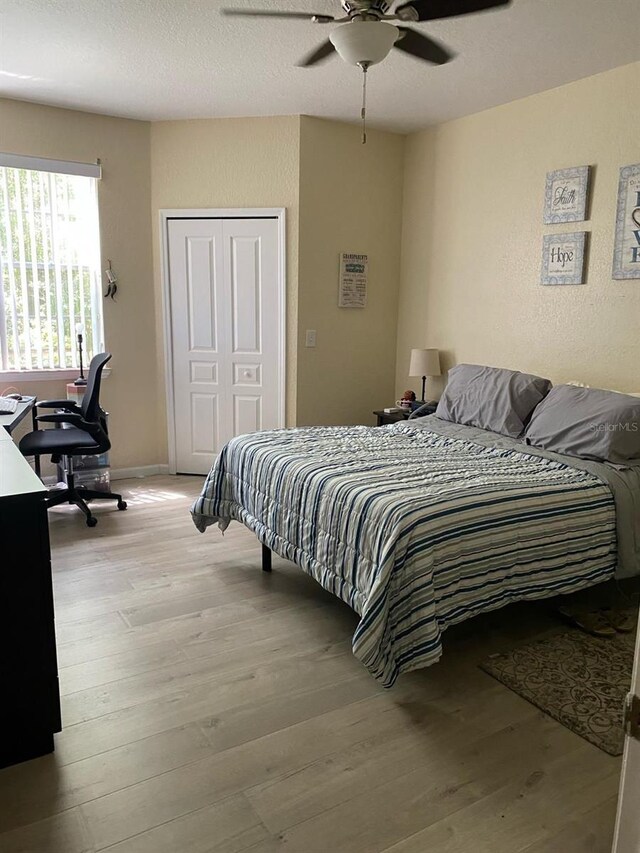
[612,163,640,280]
[541,232,587,285]
[543,166,590,224]
[338,252,368,308]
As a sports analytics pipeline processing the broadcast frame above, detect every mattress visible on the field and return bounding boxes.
[192,420,617,685]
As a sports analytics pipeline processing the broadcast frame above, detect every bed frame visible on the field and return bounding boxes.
[262,543,272,572]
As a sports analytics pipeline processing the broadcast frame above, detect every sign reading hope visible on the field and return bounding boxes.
[550,247,575,268]
[541,232,586,285]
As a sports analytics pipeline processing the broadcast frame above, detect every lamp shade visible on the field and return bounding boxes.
[409,348,441,377]
[329,21,398,67]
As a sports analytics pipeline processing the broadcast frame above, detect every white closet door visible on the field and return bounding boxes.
[168,218,226,475]
[167,216,281,475]
[223,218,280,443]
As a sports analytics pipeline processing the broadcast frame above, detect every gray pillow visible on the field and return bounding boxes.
[435,364,552,438]
[524,384,640,466]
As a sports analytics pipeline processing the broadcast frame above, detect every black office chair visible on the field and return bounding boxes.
[19,352,127,528]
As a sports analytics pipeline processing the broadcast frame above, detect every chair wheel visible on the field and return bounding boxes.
[117,500,128,511]
[86,516,98,528]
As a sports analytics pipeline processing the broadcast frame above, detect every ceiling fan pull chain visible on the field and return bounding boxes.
[360,62,368,145]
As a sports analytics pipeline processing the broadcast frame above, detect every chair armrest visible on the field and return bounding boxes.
[37,413,86,427]
[37,399,82,412]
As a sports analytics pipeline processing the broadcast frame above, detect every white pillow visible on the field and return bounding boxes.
[566,381,640,398]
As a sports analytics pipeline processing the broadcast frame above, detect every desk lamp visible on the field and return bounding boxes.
[74,324,87,387]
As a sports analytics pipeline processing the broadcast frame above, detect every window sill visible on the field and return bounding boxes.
[0,368,111,384]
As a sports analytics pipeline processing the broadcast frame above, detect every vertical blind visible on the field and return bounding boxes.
[0,162,103,372]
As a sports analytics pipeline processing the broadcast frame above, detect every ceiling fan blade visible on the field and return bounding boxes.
[395,0,510,23]
[296,39,337,67]
[222,9,334,22]
[394,27,453,64]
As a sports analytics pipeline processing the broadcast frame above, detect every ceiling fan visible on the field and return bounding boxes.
[222,1,512,140]
[222,1,511,68]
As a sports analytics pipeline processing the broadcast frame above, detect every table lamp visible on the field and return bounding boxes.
[409,348,441,402]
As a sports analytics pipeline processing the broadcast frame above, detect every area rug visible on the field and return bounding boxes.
[479,617,637,756]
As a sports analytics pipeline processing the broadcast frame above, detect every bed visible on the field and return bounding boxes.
[192,410,640,686]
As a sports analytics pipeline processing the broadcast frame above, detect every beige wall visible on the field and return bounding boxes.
[396,61,640,398]
[8,60,635,468]
[298,116,404,426]
[2,104,404,470]
[150,114,405,436]
[150,115,300,453]
[0,98,159,468]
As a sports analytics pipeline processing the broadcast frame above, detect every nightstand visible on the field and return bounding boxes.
[373,409,411,426]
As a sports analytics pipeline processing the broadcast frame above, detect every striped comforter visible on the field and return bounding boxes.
[192,423,617,686]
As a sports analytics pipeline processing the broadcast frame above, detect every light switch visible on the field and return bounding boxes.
[305,329,317,348]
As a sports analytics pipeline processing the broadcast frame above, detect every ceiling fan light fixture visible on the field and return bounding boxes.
[329,20,398,66]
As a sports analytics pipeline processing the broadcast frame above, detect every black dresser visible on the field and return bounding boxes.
[0,428,61,767]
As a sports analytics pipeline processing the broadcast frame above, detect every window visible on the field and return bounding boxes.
[0,157,104,373]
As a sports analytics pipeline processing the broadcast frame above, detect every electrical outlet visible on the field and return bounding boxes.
[305,329,317,348]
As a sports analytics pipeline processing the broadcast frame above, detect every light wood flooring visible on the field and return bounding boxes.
[0,475,622,853]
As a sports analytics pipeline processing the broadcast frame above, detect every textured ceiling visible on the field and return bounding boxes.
[1,0,639,132]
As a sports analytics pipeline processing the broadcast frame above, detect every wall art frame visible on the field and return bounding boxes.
[541,232,587,285]
[543,165,591,224]
[612,163,640,280]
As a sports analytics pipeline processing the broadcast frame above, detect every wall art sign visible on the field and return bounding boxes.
[338,252,368,308]
[543,166,591,224]
[612,163,640,280]
[541,232,587,285]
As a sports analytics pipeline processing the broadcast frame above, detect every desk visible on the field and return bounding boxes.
[0,395,37,434]
[0,418,61,768]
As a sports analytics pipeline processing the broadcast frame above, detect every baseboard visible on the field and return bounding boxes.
[110,464,170,480]
[37,464,170,486]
